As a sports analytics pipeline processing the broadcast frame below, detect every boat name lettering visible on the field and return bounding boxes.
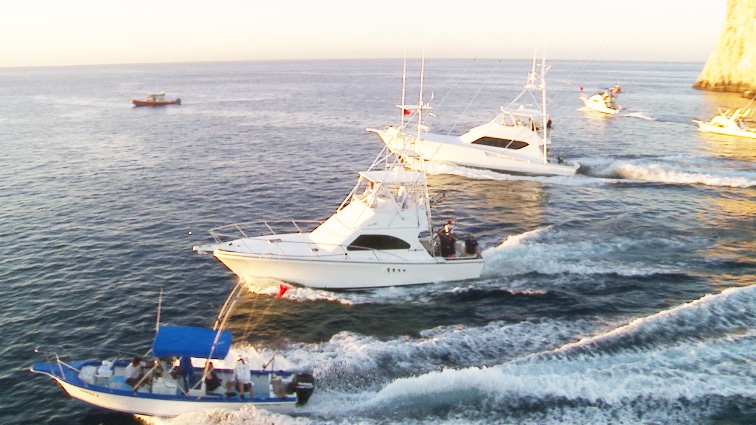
[79,388,99,398]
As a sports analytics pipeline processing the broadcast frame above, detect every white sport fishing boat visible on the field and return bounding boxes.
[30,284,315,417]
[193,141,484,290]
[579,85,622,115]
[693,105,756,140]
[370,57,578,177]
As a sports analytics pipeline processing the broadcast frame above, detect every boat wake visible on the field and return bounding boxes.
[425,162,591,186]
[421,154,756,189]
[240,275,469,306]
[237,219,690,306]
[480,225,684,280]
[619,111,656,121]
[578,157,756,188]
[164,285,756,425]
[239,277,366,306]
[139,405,295,425]
[136,271,756,425]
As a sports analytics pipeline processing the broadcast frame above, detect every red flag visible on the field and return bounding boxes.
[276,284,290,298]
[403,108,411,116]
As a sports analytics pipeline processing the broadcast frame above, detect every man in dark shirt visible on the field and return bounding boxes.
[439,223,457,258]
[465,234,482,258]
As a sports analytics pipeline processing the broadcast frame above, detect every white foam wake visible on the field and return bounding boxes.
[309,285,756,423]
[620,111,656,121]
[480,226,680,278]
[138,285,756,425]
[583,158,756,188]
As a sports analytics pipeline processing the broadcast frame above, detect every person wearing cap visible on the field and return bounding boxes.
[446,219,457,235]
[226,356,254,399]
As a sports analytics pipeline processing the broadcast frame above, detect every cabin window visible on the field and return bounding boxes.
[347,235,411,250]
[471,137,528,150]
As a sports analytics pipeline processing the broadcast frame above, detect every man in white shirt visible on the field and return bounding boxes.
[226,356,254,399]
[124,356,143,389]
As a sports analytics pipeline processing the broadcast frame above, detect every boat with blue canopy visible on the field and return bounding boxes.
[30,283,315,417]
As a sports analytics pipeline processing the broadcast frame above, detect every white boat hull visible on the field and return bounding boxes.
[213,248,484,290]
[580,94,620,115]
[693,121,756,139]
[373,128,577,177]
[49,375,295,417]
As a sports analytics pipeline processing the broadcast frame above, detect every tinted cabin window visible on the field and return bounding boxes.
[347,235,411,250]
[471,137,528,150]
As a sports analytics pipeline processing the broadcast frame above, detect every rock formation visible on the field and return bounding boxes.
[693,0,756,93]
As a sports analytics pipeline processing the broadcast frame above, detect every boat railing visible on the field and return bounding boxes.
[207,221,457,261]
[213,228,442,262]
[34,345,145,363]
[33,347,75,378]
[208,220,325,244]
[34,346,143,371]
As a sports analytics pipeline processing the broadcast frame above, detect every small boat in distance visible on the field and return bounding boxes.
[130,91,181,107]
[193,137,485,290]
[370,57,579,177]
[693,105,756,140]
[30,283,315,417]
[579,85,622,115]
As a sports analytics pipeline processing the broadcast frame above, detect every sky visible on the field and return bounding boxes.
[1,0,727,68]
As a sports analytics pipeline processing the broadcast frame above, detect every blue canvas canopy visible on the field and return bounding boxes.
[152,326,232,359]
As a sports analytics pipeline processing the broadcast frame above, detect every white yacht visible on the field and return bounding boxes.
[370,58,578,177]
[579,85,622,115]
[193,145,484,290]
[693,105,756,139]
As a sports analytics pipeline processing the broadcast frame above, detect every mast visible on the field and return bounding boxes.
[401,55,407,128]
[417,56,434,240]
[540,56,548,164]
[418,55,425,135]
[156,288,163,333]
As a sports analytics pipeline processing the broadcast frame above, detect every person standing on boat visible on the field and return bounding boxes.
[227,356,254,399]
[439,223,457,258]
[171,356,194,389]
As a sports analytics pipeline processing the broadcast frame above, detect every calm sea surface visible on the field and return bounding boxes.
[0,59,753,425]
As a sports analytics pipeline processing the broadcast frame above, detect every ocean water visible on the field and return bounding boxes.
[0,59,753,425]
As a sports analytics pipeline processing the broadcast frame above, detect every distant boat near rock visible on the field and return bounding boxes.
[693,102,756,140]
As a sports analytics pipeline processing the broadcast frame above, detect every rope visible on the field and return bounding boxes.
[238,279,283,342]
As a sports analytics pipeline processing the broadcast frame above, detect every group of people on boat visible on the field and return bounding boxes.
[437,219,482,259]
[597,85,621,107]
[122,354,252,397]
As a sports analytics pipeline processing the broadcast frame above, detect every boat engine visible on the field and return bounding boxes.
[287,372,315,405]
